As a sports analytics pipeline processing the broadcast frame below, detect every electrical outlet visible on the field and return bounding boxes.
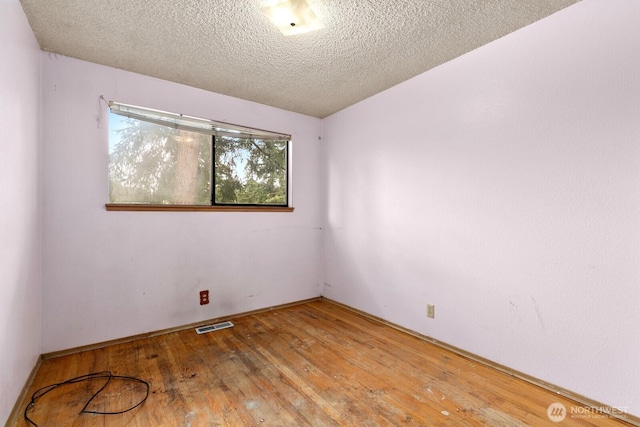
[427,304,435,319]
[200,290,210,305]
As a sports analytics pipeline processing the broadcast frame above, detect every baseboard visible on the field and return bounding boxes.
[6,355,43,427]
[42,296,322,360]
[321,297,639,427]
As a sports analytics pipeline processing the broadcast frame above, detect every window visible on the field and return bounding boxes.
[107,102,290,209]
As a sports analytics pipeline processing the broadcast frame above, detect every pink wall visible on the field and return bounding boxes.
[323,0,640,418]
[0,1,43,423]
[40,57,324,353]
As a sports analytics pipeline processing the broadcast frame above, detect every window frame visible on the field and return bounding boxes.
[211,135,290,208]
[106,102,293,212]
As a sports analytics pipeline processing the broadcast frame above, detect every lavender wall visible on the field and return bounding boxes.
[40,56,323,353]
[5,0,640,422]
[0,1,43,422]
[323,0,640,417]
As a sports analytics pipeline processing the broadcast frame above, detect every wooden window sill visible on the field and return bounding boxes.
[105,204,294,212]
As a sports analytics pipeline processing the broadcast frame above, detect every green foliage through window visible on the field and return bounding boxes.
[108,113,288,206]
[214,137,287,205]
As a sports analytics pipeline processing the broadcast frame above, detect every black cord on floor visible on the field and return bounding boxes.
[24,371,149,426]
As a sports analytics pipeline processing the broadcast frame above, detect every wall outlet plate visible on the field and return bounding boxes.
[427,304,435,318]
[200,290,210,305]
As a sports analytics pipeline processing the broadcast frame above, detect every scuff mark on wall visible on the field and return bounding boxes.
[509,300,521,324]
[531,296,546,331]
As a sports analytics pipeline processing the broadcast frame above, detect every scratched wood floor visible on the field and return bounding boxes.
[15,300,632,426]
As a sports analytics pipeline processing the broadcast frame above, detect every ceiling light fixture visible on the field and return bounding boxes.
[260,0,323,36]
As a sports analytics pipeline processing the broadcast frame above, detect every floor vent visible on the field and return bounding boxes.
[195,321,234,334]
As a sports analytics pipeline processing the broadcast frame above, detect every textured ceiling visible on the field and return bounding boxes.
[20,0,579,118]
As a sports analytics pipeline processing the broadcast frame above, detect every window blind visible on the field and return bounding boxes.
[109,101,291,141]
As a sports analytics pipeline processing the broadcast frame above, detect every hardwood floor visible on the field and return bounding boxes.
[14,300,633,426]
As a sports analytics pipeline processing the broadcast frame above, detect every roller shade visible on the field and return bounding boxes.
[109,101,291,141]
